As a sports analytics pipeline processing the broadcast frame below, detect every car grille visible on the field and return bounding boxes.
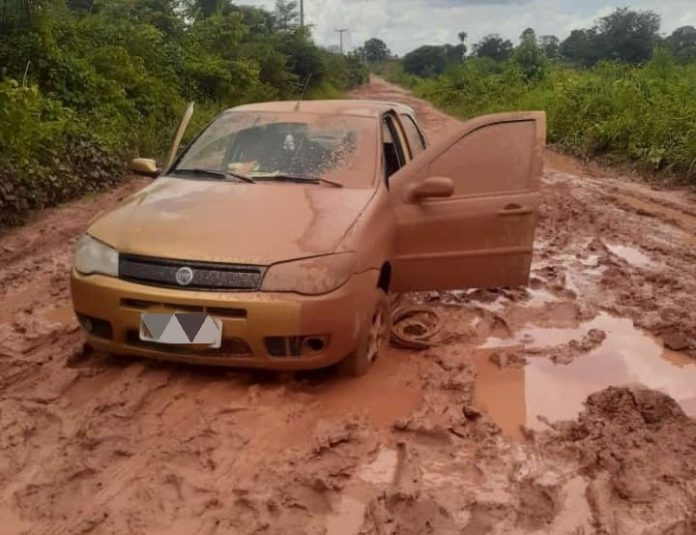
[119,254,265,291]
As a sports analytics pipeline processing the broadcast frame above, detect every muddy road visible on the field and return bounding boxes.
[1,77,696,534]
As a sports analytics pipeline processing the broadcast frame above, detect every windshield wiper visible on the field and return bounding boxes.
[261,174,344,188]
[171,168,256,184]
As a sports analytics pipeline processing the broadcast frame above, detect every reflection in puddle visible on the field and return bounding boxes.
[605,243,652,267]
[476,314,696,437]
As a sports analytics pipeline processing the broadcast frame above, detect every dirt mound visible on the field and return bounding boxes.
[538,386,696,534]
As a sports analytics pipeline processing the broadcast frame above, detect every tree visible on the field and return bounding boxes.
[185,0,228,19]
[520,27,537,45]
[363,37,391,62]
[596,8,660,64]
[560,29,602,67]
[473,34,513,61]
[513,35,547,81]
[273,0,298,31]
[539,35,560,58]
[667,26,696,63]
[402,45,448,77]
[458,31,467,45]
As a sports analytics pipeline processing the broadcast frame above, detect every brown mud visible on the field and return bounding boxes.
[1,76,695,534]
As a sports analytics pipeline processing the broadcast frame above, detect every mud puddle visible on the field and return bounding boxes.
[476,313,696,437]
[605,243,653,267]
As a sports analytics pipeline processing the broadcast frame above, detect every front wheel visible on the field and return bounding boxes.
[337,290,391,377]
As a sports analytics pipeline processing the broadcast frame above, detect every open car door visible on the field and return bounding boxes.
[389,111,546,292]
[165,101,195,169]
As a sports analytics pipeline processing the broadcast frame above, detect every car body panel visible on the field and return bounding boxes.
[389,111,546,291]
[71,268,380,370]
[88,177,375,265]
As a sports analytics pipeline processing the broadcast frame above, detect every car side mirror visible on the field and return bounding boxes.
[129,158,160,178]
[404,176,454,203]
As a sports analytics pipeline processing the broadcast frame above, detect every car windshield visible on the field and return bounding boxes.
[173,111,378,188]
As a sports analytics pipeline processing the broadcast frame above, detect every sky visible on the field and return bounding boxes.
[234,0,696,55]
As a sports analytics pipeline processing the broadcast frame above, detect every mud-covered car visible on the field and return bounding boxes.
[70,100,545,375]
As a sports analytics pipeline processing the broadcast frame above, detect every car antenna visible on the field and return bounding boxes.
[294,73,313,111]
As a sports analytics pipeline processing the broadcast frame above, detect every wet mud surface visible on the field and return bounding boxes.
[1,77,696,534]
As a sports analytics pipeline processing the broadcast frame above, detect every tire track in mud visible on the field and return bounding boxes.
[1,77,695,534]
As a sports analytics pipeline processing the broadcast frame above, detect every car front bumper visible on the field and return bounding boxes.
[70,270,379,370]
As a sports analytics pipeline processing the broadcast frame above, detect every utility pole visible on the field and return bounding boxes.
[300,0,304,27]
[336,28,349,54]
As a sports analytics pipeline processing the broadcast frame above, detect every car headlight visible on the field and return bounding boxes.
[261,253,357,295]
[74,235,119,277]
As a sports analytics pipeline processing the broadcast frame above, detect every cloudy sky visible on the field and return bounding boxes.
[236,0,696,55]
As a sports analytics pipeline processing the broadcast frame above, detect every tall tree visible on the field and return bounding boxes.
[473,34,513,61]
[667,26,696,63]
[402,45,448,77]
[539,35,560,58]
[596,7,660,64]
[520,27,537,45]
[273,0,298,31]
[363,37,391,62]
[560,28,602,67]
[513,32,547,81]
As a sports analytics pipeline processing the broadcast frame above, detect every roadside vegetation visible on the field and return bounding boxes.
[372,8,696,185]
[0,0,367,225]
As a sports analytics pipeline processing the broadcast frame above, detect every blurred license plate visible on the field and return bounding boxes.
[139,313,222,348]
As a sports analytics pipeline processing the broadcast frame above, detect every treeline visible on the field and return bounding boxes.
[374,8,696,184]
[0,0,367,225]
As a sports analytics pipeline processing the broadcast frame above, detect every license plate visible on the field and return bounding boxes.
[140,313,222,348]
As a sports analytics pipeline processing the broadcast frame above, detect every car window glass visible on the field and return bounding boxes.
[175,111,378,188]
[382,116,406,179]
[400,114,427,156]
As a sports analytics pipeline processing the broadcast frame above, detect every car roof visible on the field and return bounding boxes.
[228,99,416,119]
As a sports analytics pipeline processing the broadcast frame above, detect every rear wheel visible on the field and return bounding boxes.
[338,290,391,377]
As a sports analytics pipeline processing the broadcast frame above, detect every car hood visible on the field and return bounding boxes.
[88,177,374,265]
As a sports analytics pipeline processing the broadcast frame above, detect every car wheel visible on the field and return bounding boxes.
[338,290,391,377]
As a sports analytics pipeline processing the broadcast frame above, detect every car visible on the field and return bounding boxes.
[70,99,546,376]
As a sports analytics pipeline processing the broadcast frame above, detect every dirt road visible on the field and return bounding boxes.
[1,77,695,535]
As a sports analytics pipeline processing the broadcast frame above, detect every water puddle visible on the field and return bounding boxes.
[475,313,696,437]
[605,243,652,267]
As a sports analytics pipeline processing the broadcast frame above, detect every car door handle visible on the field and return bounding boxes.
[498,204,533,216]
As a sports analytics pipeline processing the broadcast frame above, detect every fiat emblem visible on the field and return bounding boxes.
[175,267,194,287]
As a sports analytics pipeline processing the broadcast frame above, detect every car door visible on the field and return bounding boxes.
[389,111,546,292]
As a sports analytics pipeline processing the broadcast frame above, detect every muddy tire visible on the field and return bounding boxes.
[337,290,391,377]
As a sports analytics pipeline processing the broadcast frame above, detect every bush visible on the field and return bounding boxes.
[0,80,122,225]
[386,55,696,184]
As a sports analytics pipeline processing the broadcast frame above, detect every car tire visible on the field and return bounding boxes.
[337,289,391,377]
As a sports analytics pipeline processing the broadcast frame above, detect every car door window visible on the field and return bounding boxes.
[382,116,406,180]
[399,114,427,157]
